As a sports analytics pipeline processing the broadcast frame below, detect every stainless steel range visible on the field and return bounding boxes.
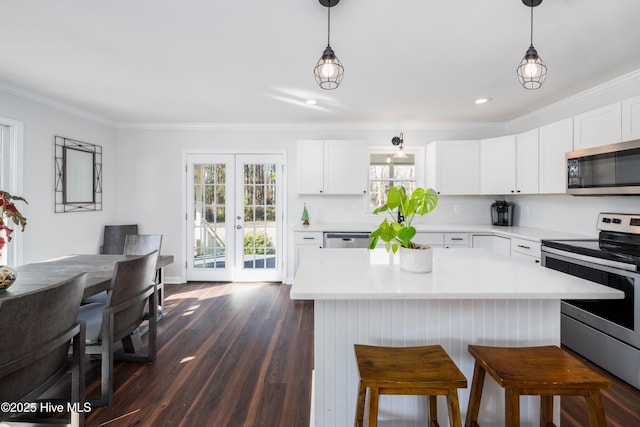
[541,213,640,389]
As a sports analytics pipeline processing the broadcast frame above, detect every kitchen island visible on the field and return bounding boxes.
[290,248,623,427]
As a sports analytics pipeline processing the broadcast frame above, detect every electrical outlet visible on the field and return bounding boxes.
[453,205,461,214]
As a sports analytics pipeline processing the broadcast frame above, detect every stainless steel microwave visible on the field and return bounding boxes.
[567,139,640,195]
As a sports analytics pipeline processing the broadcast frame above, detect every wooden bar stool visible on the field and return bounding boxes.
[354,344,467,427]
[465,345,611,427]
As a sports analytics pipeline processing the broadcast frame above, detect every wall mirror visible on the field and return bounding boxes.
[55,136,102,212]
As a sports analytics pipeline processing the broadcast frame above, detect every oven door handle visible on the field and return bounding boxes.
[542,246,638,272]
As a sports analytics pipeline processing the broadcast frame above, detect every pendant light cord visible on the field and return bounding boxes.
[327,2,331,46]
[529,4,534,47]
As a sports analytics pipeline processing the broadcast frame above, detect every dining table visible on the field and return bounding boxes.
[0,254,174,302]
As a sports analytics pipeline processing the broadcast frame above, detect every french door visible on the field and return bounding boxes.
[186,153,283,282]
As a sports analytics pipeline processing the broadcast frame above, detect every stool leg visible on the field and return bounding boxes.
[447,389,463,427]
[585,389,607,427]
[465,361,486,427]
[428,395,438,426]
[504,388,520,427]
[368,387,380,427]
[354,380,366,427]
[540,395,553,427]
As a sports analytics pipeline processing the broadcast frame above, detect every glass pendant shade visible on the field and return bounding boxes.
[517,45,547,90]
[314,45,344,90]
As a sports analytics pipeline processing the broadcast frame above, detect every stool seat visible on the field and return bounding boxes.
[465,345,611,427]
[354,344,467,427]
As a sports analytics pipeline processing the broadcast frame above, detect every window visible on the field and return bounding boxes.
[0,119,24,265]
[368,151,418,210]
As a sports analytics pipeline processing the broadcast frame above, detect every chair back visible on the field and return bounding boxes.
[0,274,86,402]
[123,234,162,256]
[102,224,138,254]
[106,251,159,341]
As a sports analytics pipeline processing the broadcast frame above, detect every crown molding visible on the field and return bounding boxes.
[0,81,116,127]
[507,68,640,129]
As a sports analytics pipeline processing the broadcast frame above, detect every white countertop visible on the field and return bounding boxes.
[293,223,593,242]
[290,248,623,300]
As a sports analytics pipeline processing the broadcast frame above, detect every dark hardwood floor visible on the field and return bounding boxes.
[83,282,640,427]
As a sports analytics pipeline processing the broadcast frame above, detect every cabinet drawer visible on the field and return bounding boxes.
[445,233,469,247]
[295,232,324,245]
[511,238,540,258]
[414,232,444,247]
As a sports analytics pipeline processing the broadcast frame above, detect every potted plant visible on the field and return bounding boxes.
[368,186,438,273]
[0,190,28,290]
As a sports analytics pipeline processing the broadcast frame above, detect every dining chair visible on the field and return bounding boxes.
[76,250,159,407]
[101,224,138,255]
[0,273,87,427]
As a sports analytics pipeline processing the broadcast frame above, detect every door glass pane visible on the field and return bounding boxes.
[193,164,226,269]
[242,163,277,270]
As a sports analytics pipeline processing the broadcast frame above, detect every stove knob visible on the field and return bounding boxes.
[612,218,622,224]
[602,217,611,223]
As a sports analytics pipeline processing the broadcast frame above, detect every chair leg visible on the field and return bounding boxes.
[464,361,486,427]
[368,387,380,427]
[585,389,607,427]
[354,380,366,427]
[504,388,520,427]
[447,389,463,427]
[540,395,553,427]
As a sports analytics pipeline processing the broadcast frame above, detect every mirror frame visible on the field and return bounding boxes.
[55,136,102,213]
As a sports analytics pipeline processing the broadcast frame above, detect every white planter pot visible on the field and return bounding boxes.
[399,245,433,273]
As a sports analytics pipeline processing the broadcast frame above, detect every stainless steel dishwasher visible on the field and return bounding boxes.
[323,232,371,248]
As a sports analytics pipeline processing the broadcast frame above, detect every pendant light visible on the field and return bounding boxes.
[391,133,408,159]
[517,0,547,90]
[314,0,344,90]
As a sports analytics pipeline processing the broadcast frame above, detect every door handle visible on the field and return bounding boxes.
[236,225,242,229]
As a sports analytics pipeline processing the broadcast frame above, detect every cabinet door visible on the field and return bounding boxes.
[539,118,573,194]
[427,141,480,195]
[516,128,539,194]
[481,135,516,194]
[622,95,640,141]
[573,102,622,150]
[324,140,367,194]
[297,140,325,194]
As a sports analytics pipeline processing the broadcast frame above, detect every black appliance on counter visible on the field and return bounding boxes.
[490,201,513,226]
[541,212,640,389]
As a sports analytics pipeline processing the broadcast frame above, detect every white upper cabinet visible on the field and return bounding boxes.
[480,131,538,195]
[573,102,622,150]
[622,95,640,141]
[296,140,367,195]
[297,140,324,194]
[539,118,573,194]
[516,128,539,194]
[480,135,516,194]
[426,140,480,195]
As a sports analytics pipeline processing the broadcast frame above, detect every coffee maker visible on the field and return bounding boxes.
[491,201,514,226]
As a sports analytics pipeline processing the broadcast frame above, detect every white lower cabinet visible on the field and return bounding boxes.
[510,237,541,264]
[472,235,511,256]
[294,232,323,272]
[444,233,469,248]
[414,232,444,248]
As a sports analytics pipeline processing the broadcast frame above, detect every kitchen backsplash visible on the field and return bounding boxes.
[294,193,640,236]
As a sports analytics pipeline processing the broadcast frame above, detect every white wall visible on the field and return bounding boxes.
[0,89,117,263]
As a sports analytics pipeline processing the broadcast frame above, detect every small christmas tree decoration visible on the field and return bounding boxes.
[301,203,310,226]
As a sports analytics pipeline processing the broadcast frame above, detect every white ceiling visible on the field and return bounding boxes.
[2,0,640,125]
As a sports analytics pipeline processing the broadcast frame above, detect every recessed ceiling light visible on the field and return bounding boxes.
[474,97,492,105]
[306,99,318,106]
